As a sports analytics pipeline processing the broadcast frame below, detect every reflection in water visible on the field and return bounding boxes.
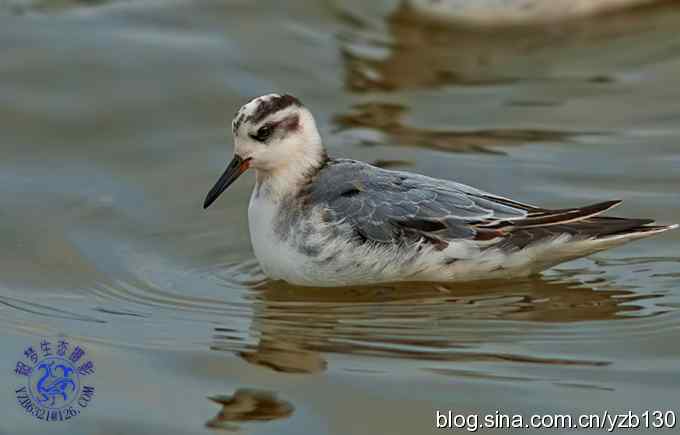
[239,339,327,375]
[339,1,680,91]
[213,271,660,375]
[206,389,294,432]
[334,102,575,154]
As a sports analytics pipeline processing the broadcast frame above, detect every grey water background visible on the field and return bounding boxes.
[1,0,680,433]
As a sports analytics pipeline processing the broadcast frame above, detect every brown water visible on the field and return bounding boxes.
[1,1,680,434]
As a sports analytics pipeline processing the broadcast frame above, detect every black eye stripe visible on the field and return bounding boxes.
[250,123,275,142]
[248,113,299,143]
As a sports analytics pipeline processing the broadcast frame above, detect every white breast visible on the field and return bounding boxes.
[248,190,310,283]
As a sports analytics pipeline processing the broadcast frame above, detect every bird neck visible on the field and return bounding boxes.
[254,148,329,201]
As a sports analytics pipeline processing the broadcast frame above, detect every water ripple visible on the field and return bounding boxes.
[210,264,680,374]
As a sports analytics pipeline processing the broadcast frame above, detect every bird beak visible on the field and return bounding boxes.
[203,155,251,209]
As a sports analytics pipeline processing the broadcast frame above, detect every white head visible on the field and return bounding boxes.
[204,94,326,208]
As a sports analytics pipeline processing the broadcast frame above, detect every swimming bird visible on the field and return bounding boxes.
[203,94,676,287]
[406,0,663,25]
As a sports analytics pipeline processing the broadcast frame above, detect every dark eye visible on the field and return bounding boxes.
[251,125,273,142]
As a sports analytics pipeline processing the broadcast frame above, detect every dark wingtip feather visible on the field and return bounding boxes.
[591,220,677,239]
[612,223,678,236]
[487,199,624,229]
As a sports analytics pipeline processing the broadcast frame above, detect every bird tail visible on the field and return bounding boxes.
[493,201,676,255]
[586,218,677,243]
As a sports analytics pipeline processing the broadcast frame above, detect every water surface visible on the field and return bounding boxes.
[1,1,679,434]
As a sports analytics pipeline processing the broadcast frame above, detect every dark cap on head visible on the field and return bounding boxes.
[233,94,302,134]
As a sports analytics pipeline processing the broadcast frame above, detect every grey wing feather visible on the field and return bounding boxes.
[308,159,531,245]
[307,159,671,250]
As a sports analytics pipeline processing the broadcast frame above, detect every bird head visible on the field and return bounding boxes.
[204,93,323,208]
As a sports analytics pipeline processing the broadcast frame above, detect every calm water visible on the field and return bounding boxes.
[1,1,679,434]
